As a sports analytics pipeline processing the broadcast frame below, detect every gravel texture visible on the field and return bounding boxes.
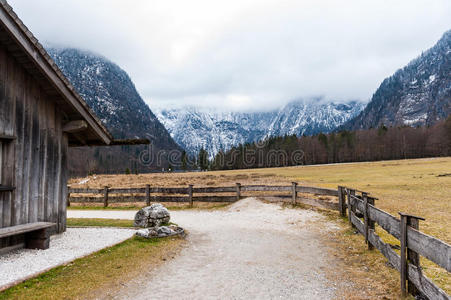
[99,198,339,299]
[0,228,135,290]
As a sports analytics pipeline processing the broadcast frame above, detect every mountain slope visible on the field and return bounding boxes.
[155,100,364,158]
[266,100,364,138]
[344,30,451,130]
[155,108,274,158]
[47,48,181,174]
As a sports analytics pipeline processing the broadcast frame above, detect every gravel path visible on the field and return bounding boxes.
[97,198,339,299]
[0,228,135,290]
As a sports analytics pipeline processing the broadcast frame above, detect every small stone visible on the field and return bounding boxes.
[157,226,173,237]
[136,228,157,238]
[135,225,185,239]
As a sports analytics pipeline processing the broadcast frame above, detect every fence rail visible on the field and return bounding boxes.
[341,186,451,300]
[67,182,450,299]
[67,183,338,209]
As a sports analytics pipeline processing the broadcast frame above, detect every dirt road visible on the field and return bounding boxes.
[70,198,341,299]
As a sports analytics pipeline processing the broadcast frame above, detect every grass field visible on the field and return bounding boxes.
[70,157,451,296]
[70,157,451,243]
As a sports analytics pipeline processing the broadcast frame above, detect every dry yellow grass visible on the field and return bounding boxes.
[70,157,451,296]
[219,158,451,243]
[70,157,451,242]
[69,171,287,189]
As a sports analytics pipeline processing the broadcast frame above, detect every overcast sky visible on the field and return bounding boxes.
[9,0,451,111]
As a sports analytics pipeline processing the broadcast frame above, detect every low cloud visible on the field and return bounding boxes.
[9,0,451,111]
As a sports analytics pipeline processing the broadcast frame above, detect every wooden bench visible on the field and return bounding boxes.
[0,222,56,250]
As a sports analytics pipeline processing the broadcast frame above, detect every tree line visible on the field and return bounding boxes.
[206,116,451,170]
[69,116,451,176]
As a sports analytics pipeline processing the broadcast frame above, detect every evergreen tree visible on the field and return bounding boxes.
[181,151,188,171]
[198,148,209,171]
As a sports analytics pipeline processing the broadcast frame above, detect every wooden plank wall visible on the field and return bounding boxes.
[0,45,68,248]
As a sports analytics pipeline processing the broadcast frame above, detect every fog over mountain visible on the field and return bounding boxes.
[155,100,364,158]
[10,0,451,111]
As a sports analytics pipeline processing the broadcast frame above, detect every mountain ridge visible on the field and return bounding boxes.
[155,100,365,158]
[343,29,451,130]
[47,47,182,174]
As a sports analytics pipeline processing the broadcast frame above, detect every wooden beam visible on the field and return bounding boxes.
[110,139,150,145]
[0,186,15,192]
[72,132,87,146]
[0,134,16,140]
[63,120,88,133]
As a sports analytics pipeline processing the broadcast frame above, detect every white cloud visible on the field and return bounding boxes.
[9,0,451,111]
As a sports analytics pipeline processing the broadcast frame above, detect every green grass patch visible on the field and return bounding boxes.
[68,206,142,211]
[67,218,135,228]
[0,236,184,300]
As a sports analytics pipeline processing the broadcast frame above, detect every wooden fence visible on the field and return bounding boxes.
[67,183,339,209]
[67,183,450,299]
[339,186,450,300]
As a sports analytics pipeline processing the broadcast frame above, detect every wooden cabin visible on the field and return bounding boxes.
[0,2,115,252]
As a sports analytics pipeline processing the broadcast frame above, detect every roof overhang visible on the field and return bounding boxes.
[0,1,113,146]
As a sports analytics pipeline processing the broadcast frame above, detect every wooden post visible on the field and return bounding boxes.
[236,183,241,201]
[402,213,425,297]
[399,212,425,298]
[145,184,150,206]
[363,193,369,247]
[347,189,356,227]
[291,182,298,205]
[367,196,375,250]
[346,188,352,226]
[188,184,194,208]
[350,190,357,227]
[399,213,408,298]
[67,190,71,207]
[338,186,346,217]
[103,186,109,208]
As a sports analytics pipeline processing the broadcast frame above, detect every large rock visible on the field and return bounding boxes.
[136,225,185,238]
[134,203,170,228]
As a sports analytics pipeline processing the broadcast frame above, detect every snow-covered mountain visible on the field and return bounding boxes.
[266,100,365,138]
[47,48,178,145]
[47,47,181,174]
[155,100,364,158]
[344,29,451,129]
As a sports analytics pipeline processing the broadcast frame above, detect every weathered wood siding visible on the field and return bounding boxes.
[0,45,68,248]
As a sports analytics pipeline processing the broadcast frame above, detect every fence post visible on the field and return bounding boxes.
[367,196,375,250]
[292,182,298,205]
[399,212,425,298]
[67,189,71,207]
[399,213,408,298]
[347,189,356,227]
[363,193,369,247]
[146,184,150,206]
[338,186,346,217]
[188,184,194,207]
[346,188,352,226]
[236,183,241,201]
[103,186,109,208]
